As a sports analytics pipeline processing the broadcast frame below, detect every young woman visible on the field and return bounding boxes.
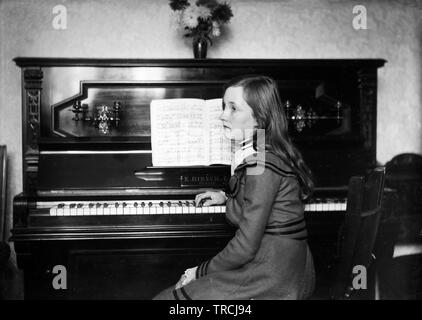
[153,75,315,300]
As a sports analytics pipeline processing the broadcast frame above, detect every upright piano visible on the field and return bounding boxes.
[11,58,386,299]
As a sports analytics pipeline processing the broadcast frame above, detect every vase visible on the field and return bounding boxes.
[192,38,208,59]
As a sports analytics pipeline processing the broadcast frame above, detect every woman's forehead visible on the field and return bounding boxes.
[223,86,245,103]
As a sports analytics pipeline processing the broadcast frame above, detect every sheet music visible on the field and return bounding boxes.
[150,99,208,166]
[205,99,231,165]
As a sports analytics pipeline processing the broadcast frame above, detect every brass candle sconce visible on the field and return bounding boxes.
[285,100,343,133]
[71,101,121,134]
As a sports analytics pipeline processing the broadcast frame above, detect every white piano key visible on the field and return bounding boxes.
[149,205,156,215]
[70,205,77,216]
[134,205,140,215]
[178,204,185,214]
[76,204,84,216]
[138,204,144,215]
[103,204,111,215]
[83,206,90,216]
[116,205,125,215]
[129,206,137,215]
[124,204,132,215]
[50,206,57,216]
[95,204,103,215]
[57,205,64,216]
[62,208,69,216]
[140,205,146,215]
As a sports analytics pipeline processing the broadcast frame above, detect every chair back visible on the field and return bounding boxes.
[331,167,386,299]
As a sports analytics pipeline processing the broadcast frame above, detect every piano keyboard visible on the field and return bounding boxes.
[305,198,347,212]
[44,198,347,216]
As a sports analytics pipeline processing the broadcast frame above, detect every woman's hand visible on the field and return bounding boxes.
[195,191,227,207]
[175,266,197,289]
[175,274,187,289]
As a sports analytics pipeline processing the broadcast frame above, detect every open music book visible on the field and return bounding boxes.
[150,98,231,166]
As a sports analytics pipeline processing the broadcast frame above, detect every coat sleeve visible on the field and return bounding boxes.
[195,164,283,278]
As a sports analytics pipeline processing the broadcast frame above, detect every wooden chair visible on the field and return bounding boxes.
[376,153,422,299]
[0,145,10,299]
[330,167,386,299]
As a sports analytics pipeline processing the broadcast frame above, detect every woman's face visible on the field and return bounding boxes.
[220,86,258,141]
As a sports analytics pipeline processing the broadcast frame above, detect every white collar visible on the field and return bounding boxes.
[231,138,256,174]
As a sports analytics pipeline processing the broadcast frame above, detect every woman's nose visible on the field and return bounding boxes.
[219,109,229,122]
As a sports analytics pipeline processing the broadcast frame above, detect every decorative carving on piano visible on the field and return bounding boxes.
[23,69,43,87]
[27,90,40,149]
[13,194,29,228]
[284,100,344,133]
[71,100,121,134]
[23,69,43,193]
[24,69,43,152]
[357,69,377,149]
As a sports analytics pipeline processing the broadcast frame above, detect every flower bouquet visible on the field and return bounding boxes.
[169,0,233,58]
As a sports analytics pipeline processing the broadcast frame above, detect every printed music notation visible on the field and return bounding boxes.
[150,98,231,167]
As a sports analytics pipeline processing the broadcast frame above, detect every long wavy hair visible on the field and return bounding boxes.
[223,75,314,199]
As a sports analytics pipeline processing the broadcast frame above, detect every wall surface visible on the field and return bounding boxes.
[0,0,421,298]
